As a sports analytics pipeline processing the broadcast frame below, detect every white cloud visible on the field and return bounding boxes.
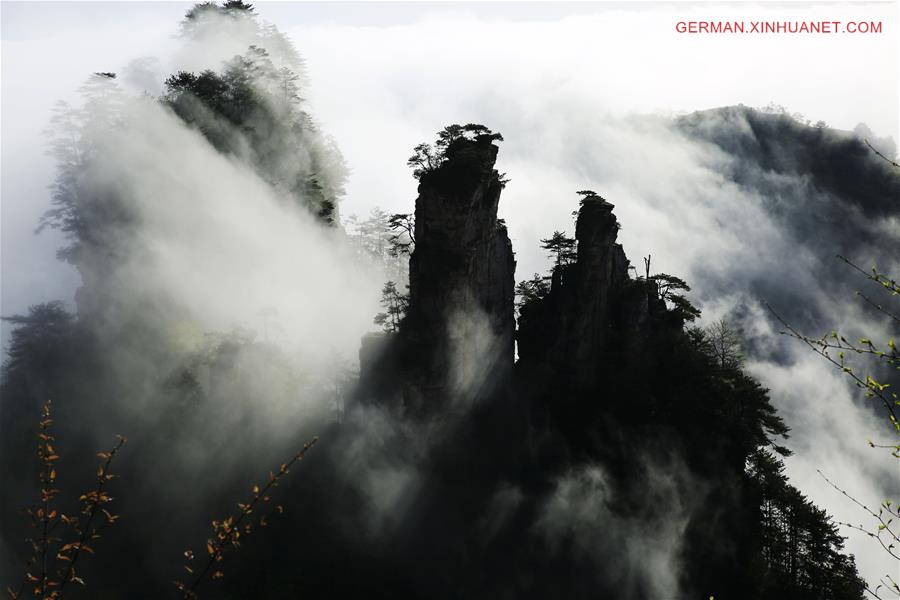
[1,0,897,586]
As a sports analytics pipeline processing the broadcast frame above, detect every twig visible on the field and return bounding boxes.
[819,470,900,559]
[865,139,900,169]
[764,302,899,432]
[177,436,319,599]
[858,291,900,325]
[57,435,126,594]
[837,255,899,295]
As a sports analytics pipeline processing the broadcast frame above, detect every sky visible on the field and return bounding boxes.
[2,0,899,589]
[3,1,898,333]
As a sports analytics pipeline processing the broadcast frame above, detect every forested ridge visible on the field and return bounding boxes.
[1,3,894,599]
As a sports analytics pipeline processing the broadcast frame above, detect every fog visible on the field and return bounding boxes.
[2,0,898,590]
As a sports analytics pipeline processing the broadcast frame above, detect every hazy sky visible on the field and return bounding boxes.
[3,1,897,331]
[2,0,898,587]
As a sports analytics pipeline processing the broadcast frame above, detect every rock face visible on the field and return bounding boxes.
[358,150,673,416]
[360,137,515,415]
[517,195,665,389]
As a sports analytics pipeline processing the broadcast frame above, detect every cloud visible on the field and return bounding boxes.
[1,0,897,589]
[86,97,378,357]
[287,6,898,585]
[535,460,700,599]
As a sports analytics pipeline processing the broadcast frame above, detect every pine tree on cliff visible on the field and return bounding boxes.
[373,281,408,333]
[407,123,503,180]
[515,273,551,311]
[39,73,126,266]
[749,449,866,599]
[164,3,347,224]
[539,231,577,268]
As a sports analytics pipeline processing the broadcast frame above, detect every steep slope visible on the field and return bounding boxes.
[362,134,515,414]
[354,125,866,599]
[0,5,877,598]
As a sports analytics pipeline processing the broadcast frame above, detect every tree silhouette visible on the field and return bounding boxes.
[540,231,576,268]
[407,123,504,180]
[407,143,441,180]
[705,319,744,369]
[387,213,415,257]
[649,272,701,322]
[515,273,551,312]
[163,45,346,225]
[748,448,866,599]
[373,281,408,333]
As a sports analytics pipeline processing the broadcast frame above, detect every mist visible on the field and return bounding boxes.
[287,5,898,585]
[2,1,898,597]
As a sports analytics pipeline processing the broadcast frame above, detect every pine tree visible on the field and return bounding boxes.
[539,231,577,268]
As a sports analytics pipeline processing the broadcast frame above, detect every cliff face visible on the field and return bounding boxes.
[408,142,514,341]
[360,138,515,415]
[517,195,666,390]
[360,151,670,415]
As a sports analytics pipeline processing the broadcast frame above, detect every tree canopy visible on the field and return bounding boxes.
[407,123,503,180]
[540,231,577,268]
